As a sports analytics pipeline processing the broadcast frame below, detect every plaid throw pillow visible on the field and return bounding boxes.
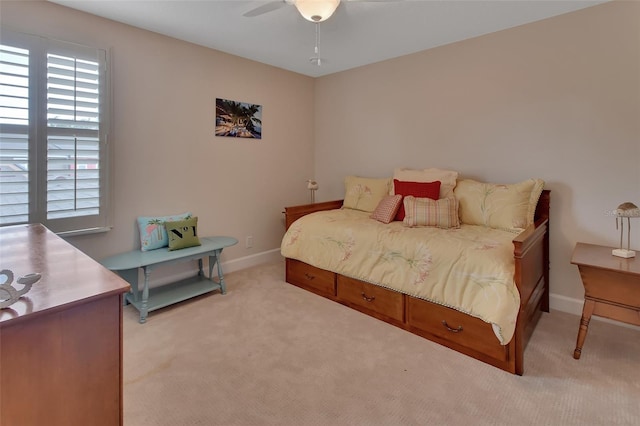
[403,196,460,229]
[370,194,403,224]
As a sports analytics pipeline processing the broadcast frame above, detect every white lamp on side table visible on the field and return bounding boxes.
[307,179,318,204]
[612,202,640,258]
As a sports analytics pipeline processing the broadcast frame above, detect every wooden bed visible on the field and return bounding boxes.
[283,190,550,375]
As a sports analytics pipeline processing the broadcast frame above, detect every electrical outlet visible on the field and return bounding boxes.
[245,236,253,248]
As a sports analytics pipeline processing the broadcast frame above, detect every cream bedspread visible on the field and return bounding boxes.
[280,209,521,344]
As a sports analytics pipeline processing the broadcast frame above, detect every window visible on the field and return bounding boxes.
[0,30,111,235]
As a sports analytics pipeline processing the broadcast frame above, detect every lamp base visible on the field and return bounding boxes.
[612,248,636,258]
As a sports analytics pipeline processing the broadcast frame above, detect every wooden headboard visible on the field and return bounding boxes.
[285,189,550,230]
[284,200,343,230]
[535,190,551,223]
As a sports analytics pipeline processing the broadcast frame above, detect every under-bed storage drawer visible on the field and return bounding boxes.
[336,276,404,324]
[406,296,508,361]
[286,259,336,297]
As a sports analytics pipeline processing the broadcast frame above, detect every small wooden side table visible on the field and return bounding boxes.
[571,242,640,359]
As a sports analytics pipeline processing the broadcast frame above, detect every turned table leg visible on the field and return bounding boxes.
[574,299,596,359]
[214,250,227,294]
[140,266,151,324]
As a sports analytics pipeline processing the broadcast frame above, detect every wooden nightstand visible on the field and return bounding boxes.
[571,242,640,359]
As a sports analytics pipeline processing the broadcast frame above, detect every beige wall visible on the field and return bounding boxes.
[314,1,640,302]
[1,1,315,267]
[2,1,639,308]
[315,2,640,302]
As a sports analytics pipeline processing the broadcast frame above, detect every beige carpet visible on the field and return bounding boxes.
[123,260,640,426]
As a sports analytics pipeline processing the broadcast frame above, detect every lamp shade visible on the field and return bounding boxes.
[294,0,340,22]
[615,202,640,217]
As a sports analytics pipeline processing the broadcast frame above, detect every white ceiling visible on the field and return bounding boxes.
[49,0,606,77]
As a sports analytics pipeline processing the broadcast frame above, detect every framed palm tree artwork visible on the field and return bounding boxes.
[215,98,262,139]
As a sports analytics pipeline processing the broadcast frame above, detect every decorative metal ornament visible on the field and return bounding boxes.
[0,269,42,309]
[612,202,640,258]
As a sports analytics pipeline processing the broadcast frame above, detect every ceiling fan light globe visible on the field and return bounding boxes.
[294,0,340,23]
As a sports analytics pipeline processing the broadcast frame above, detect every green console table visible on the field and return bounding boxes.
[101,236,238,323]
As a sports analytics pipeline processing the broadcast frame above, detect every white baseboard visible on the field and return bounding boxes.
[550,293,640,330]
[142,253,639,332]
[549,293,584,316]
[142,249,282,289]
[222,248,282,274]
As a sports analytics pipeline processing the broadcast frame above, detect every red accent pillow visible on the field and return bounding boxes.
[393,179,441,221]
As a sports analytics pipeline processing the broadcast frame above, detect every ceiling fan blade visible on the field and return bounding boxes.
[243,1,288,18]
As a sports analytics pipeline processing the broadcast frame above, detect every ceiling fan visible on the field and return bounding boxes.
[244,0,400,22]
[244,0,400,65]
[244,0,340,22]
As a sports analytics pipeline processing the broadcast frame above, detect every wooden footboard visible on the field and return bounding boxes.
[512,189,550,374]
[283,190,550,375]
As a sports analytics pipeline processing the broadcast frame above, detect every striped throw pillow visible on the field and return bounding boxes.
[403,196,460,229]
[370,194,403,224]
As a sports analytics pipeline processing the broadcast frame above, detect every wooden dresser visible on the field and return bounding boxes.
[0,224,130,426]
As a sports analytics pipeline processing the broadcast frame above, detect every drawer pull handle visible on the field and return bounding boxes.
[442,320,463,333]
[304,273,315,281]
[361,292,376,302]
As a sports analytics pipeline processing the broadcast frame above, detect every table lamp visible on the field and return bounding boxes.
[307,179,318,203]
[612,201,640,258]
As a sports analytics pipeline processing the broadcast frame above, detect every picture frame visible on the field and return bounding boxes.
[215,98,262,139]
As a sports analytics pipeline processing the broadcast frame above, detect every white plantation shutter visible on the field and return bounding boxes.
[0,30,110,234]
[46,53,101,221]
[0,44,30,224]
